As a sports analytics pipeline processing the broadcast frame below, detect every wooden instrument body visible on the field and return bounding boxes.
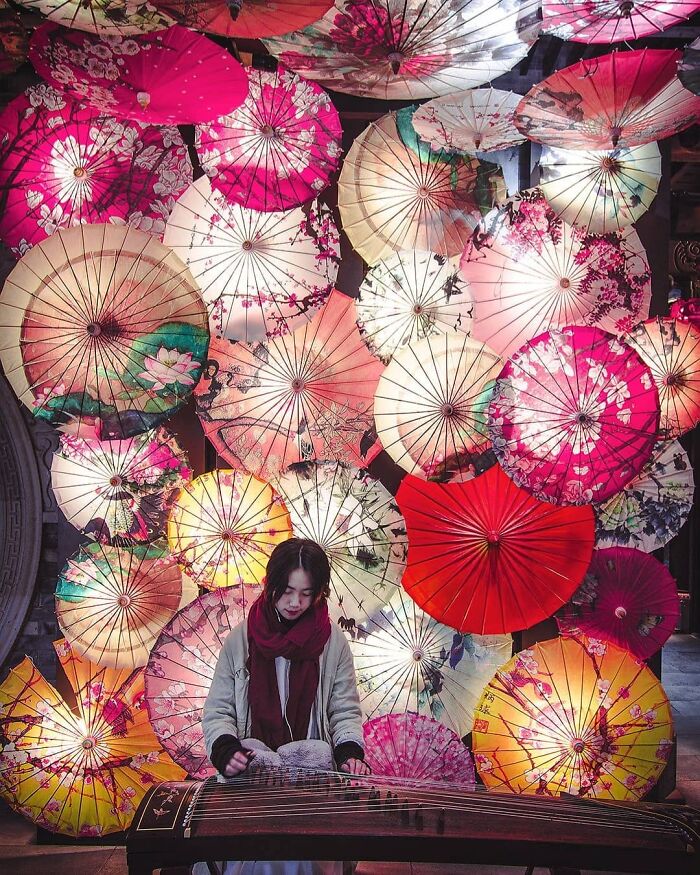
[126,772,700,875]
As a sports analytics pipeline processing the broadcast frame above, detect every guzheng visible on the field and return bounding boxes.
[126,766,700,875]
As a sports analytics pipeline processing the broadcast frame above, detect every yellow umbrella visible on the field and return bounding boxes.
[473,636,673,800]
[0,639,185,837]
[167,468,293,589]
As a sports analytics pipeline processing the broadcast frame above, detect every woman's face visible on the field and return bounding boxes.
[275,567,314,620]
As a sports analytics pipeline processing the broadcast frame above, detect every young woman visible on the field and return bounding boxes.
[198,537,369,875]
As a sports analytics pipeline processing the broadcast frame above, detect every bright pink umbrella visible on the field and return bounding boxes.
[29,23,248,126]
[488,326,660,505]
[144,584,261,779]
[556,547,679,661]
[195,66,342,212]
[363,713,475,785]
[0,84,191,256]
[542,1,700,43]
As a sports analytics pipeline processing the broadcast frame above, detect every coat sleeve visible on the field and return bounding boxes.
[202,629,242,759]
[326,631,364,751]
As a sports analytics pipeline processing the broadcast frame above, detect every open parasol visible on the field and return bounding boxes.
[0,223,209,439]
[356,250,473,364]
[398,464,595,635]
[263,0,541,101]
[0,84,192,256]
[145,585,261,778]
[363,713,475,785]
[167,468,292,590]
[51,428,191,543]
[338,109,506,266]
[623,317,700,439]
[194,290,383,480]
[152,0,334,38]
[194,66,342,213]
[473,636,674,800]
[56,540,193,669]
[595,439,695,553]
[556,547,679,661]
[374,333,502,481]
[538,142,661,234]
[515,49,700,151]
[273,460,407,624]
[0,639,185,836]
[459,188,652,359]
[488,325,660,505]
[348,585,512,738]
[412,88,526,154]
[163,177,339,343]
[542,1,700,43]
[15,0,173,34]
[680,37,700,96]
[30,23,248,126]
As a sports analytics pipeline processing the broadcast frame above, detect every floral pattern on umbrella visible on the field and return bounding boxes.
[195,66,342,212]
[595,439,695,553]
[51,427,191,543]
[263,0,541,100]
[15,0,173,34]
[163,177,339,343]
[30,23,248,126]
[273,461,407,625]
[194,290,383,480]
[459,188,652,359]
[152,0,334,38]
[145,585,261,779]
[0,85,192,257]
[542,1,700,43]
[0,223,210,439]
[488,326,660,505]
[0,639,185,836]
[473,636,674,800]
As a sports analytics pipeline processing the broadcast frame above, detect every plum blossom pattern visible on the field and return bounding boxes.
[195,66,342,212]
[542,1,700,43]
[472,636,673,800]
[144,586,262,779]
[0,639,184,836]
[0,84,192,256]
[488,326,660,505]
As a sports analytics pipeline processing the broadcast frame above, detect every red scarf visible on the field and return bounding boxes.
[247,594,331,750]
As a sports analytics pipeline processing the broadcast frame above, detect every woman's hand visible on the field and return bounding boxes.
[223,748,255,777]
[340,757,371,776]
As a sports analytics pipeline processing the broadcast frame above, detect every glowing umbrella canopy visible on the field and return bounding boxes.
[338,108,506,265]
[595,439,694,553]
[0,639,185,837]
[163,177,339,343]
[398,464,595,634]
[30,23,248,126]
[194,66,342,213]
[539,142,661,234]
[167,468,292,590]
[557,547,679,661]
[0,84,192,257]
[488,326,660,505]
[152,0,335,38]
[0,223,209,439]
[263,0,541,100]
[542,1,700,43]
[624,317,700,439]
[145,585,261,779]
[363,713,475,784]
[459,188,652,359]
[473,636,674,800]
[374,333,502,482]
[15,0,173,33]
[356,250,473,364]
[348,586,512,737]
[273,461,407,624]
[55,541,193,669]
[51,428,191,544]
[515,49,700,150]
[194,290,383,480]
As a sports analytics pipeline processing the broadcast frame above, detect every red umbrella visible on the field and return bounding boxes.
[542,1,700,43]
[515,49,700,151]
[153,0,335,38]
[397,463,595,635]
[556,547,679,661]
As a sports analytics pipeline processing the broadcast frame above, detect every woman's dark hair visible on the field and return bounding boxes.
[264,538,331,606]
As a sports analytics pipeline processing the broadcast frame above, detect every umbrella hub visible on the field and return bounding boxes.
[226,0,242,19]
[117,593,132,608]
[618,0,634,16]
[609,125,623,148]
[242,239,255,252]
[600,155,621,174]
[81,736,97,750]
[615,606,627,619]
[440,402,456,418]
[109,475,123,487]
[260,124,279,141]
[221,529,237,542]
[558,277,571,290]
[412,302,425,315]
[663,370,686,389]
[417,185,432,200]
[574,410,594,428]
[387,52,403,75]
[291,377,306,393]
[137,91,151,110]
[73,165,88,180]
[86,317,121,340]
[486,529,500,545]
[412,648,424,661]
[571,737,586,754]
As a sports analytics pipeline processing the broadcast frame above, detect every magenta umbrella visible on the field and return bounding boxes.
[0,84,192,255]
[29,23,248,125]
